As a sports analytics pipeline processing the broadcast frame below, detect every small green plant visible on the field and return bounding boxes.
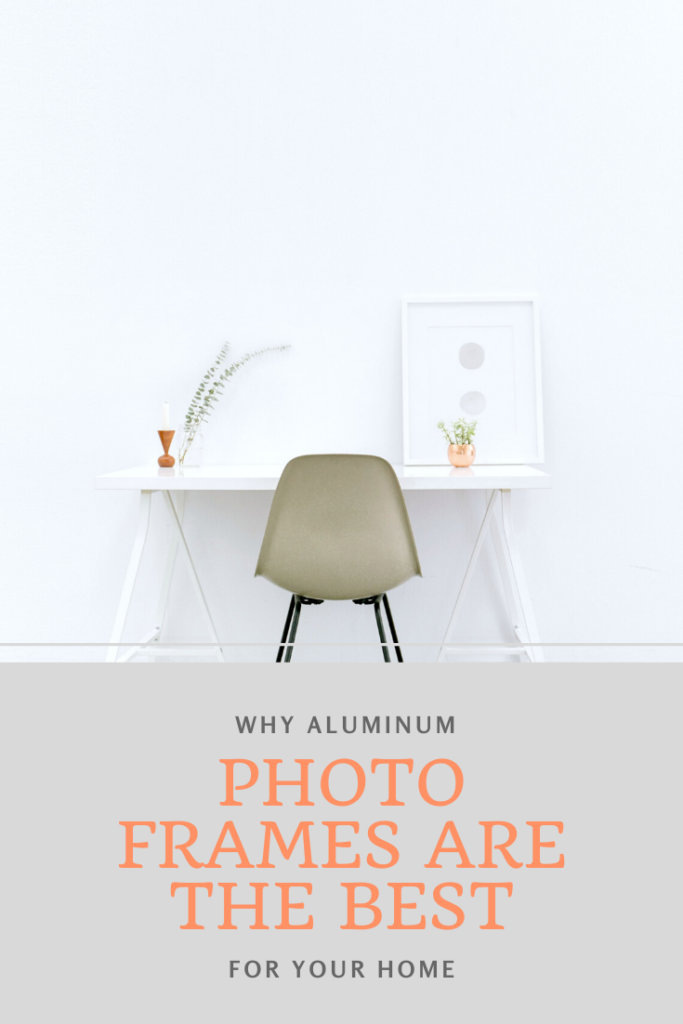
[180,341,289,465]
[437,417,477,446]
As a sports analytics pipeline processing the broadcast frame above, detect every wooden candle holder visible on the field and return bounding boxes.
[158,430,175,467]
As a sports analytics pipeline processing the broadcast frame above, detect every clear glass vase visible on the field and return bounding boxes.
[178,431,204,467]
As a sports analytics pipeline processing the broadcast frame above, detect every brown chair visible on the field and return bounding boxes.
[255,454,422,661]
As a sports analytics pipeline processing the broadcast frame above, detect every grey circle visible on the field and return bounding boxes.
[460,391,486,415]
[459,342,485,369]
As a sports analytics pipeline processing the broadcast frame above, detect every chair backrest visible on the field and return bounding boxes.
[255,454,422,601]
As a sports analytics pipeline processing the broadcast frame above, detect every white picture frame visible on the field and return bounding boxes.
[401,294,544,466]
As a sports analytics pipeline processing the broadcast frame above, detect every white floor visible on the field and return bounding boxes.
[1,644,681,664]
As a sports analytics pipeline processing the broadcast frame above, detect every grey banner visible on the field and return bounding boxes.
[0,663,680,1022]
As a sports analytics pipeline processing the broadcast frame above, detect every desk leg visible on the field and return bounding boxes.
[437,490,499,663]
[486,489,527,657]
[106,490,153,663]
[142,491,186,663]
[162,491,226,663]
[497,489,544,663]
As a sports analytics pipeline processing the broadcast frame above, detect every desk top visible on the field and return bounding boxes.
[95,464,551,491]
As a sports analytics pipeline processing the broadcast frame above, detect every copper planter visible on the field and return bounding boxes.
[447,443,476,468]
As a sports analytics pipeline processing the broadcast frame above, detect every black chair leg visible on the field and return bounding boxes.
[382,593,404,663]
[284,597,302,662]
[276,595,296,662]
[373,598,391,662]
[280,593,400,664]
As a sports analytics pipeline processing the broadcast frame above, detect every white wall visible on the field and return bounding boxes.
[1,0,682,657]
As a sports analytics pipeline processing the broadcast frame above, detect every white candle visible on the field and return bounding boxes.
[162,402,170,430]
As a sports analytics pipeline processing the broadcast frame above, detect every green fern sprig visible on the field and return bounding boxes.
[179,341,289,464]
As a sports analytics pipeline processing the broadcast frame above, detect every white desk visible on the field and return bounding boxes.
[95,463,551,663]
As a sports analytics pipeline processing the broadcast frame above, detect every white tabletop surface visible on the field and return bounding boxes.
[95,463,551,491]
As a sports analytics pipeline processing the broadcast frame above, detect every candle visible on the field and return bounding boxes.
[162,402,170,430]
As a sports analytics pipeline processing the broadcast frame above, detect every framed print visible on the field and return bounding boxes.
[402,295,544,465]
